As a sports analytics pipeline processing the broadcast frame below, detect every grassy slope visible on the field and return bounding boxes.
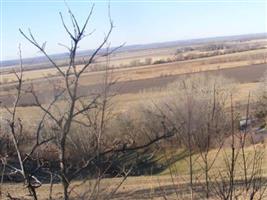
[2,145,266,200]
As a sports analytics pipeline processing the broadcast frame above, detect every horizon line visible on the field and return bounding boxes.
[1,32,267,63]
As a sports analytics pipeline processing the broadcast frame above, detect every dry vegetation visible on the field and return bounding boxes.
[1,37,266,85]
[1,5,267,200]
[1,71,267,199]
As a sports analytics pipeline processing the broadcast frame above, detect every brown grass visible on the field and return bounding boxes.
[1,48,266,85]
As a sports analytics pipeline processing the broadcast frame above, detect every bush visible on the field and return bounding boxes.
[153,59,166,65]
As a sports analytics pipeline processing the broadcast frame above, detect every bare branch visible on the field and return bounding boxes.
[19,29,65,77]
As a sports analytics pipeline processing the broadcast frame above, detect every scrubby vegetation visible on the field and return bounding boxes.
[1,69,267,199]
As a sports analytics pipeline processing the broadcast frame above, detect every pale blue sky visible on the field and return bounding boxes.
[1,0,266,60]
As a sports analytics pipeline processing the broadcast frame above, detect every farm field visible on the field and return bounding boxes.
[1,48,266,85]
[0,81,261,123]
[0,63,266,106]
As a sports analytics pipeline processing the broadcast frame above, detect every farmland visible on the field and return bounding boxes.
[1,35,267,107]
[1,30,267,200]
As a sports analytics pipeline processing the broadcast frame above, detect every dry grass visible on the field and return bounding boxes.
[1,40,266,199]
[0,176,189,200]
[1,48,266,85]
[1,144,266,200]
[160,145,267,176]
[0,82,260,122]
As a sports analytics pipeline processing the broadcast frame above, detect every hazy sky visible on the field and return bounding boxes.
[1,0,266,60]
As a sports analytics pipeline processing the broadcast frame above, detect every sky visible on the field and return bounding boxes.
[1,0,266,61]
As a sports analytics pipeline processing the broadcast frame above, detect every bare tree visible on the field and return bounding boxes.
[17,4,118,199]
[161,75,234,200]
[237,93,267,200]
[1,46,56,200]
[193,81,230,199]
[212,93,267,200]
[0,4,177,200]
[255,72,267,119]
